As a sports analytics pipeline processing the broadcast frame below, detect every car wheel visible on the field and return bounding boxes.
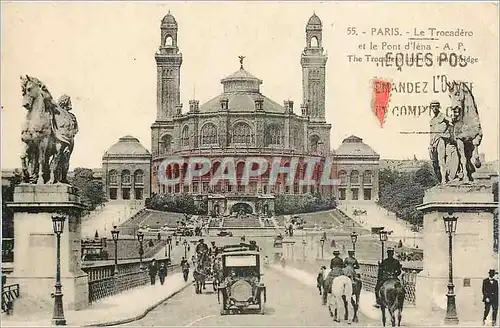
[220,298,227,315]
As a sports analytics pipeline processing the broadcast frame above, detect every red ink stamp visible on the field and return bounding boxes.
[371,78,392,127]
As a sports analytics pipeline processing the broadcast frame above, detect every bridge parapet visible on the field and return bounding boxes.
[286,258,421,306]
[82,257,178,304]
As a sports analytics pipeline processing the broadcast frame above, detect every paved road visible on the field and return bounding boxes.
[123,267,379,326]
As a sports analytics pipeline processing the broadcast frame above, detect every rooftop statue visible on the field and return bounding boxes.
[20,75,78,184]
[429,80,483,184]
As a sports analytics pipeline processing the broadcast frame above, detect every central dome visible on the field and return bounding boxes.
[161,11,177,26]
[103,135,151,159]
[220,67,263,93]
[307,13,322,26]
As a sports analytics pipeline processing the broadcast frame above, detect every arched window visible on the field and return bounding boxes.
[165,35,173,46]
[201,123,218,145]
[363,170,373,184]
[264,124,283,146]
[310,36,319,47]
[310,135,321,152]
[109,170,118,185]
[172,164,180,179]
[338,170,347,184]
[232,122,253,144]
[134,170,144,185]
[350,170,359,184]
[181,126,189,147]
[291,127,300,149]
[160,135,172,154]
[236,161,245,180]
[212,161,221,177]
[121,170,131,185]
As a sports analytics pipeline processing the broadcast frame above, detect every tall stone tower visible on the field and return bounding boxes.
[151,11,182,161]
[155,11,182,121]
[301,13,327,122]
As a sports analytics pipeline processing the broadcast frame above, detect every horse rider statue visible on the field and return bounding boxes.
[344,249,360,282]
[429,100,458,184]
[448,81,483,182]
[375,246,402,307]
[429,81,483,184]
[20,75,78,184]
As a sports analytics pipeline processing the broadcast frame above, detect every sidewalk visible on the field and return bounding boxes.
[2,272,191,327]
[271,264,484,327]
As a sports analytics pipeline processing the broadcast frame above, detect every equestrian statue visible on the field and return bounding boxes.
[20,75,78,184]
[429,80,483,184]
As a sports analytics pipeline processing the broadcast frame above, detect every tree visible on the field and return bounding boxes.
[2,170,22,238]
[69,168,107,213]
[274,193,336,215]
[145,193,207,215]
[378,163,439,227]
[414,163,439,189]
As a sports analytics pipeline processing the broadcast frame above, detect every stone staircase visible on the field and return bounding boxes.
[222,215,261,228]
[81,201,144,238]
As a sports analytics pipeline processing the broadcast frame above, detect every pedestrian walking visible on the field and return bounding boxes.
[158,262,168,285]
[181,257,190,282]
[482,269,498,326]
[148,258,158,285]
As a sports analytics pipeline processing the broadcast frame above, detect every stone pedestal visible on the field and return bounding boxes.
[7,184,89,311]
[416,182,497,322]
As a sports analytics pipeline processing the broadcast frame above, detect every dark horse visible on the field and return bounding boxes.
[193,262,207,294]
[378,278,405,327]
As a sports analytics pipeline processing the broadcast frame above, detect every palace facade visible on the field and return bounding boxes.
[98,12,380,214]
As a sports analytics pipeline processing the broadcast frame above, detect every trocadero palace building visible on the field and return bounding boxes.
[98,12,380,215]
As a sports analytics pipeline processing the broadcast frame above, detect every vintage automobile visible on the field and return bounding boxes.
[217,229,233,237]
[217,245,266,315]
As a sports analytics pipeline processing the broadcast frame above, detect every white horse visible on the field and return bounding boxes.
[323,269,356,323]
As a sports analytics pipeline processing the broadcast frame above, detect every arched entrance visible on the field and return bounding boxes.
[230,203,254,215]
[213,203,220,217]
[262,203,269,216]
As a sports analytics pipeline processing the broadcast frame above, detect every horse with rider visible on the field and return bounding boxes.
[321,246,405,326]
[375,246,405,327]
[321,248,362,323]
[193,239,210,294]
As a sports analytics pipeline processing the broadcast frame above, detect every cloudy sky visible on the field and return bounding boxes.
[2,2,498,170]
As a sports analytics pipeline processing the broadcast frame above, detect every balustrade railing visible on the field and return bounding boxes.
[283,257,421,306]
[2,284,19,313]
[358,262,420,306]
[82,257,180,304]
[2,238,14,263]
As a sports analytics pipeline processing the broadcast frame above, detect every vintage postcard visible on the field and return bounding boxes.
[1,1,498,327]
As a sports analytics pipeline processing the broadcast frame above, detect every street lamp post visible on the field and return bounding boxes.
[137,231,144,270]
[350,231,358,252]
[111,226,119,275]
[166,236,172,260]
[183,240,188,259]
[302,239,307,261]
[379,230,388,262]
[51,215,67,326]
[443,214,459,324]
[320,237,325,259]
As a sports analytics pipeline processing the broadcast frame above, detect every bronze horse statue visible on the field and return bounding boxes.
[378,278,405,327]
[447,80,483,182]
[20,75,78,184]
